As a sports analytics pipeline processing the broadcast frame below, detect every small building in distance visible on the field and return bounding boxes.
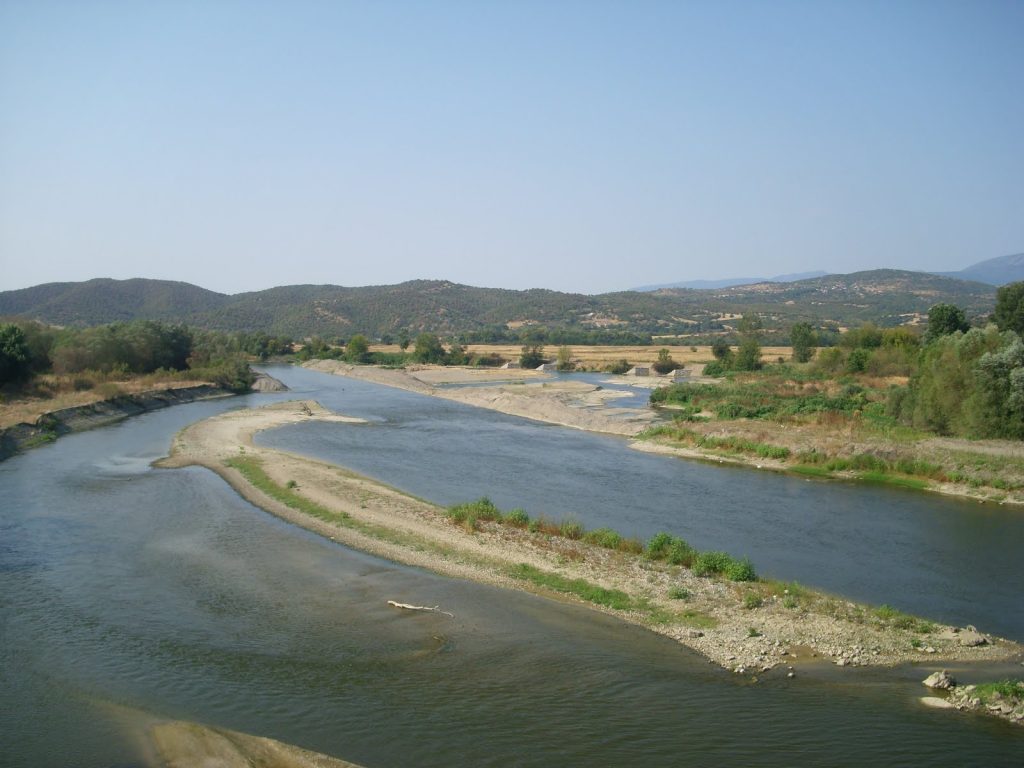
[626,366,650,376]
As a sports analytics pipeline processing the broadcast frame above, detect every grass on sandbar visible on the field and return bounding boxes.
[509,563,635,611]
[227,457,350,525]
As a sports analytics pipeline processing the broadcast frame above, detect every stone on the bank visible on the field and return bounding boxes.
[923,670,956,690]
[920,696,955,710]
[958,629,988,647]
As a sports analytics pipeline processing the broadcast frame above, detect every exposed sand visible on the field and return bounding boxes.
[157,400,1021,680]
[149,720,366,768]
[304,360,659,436]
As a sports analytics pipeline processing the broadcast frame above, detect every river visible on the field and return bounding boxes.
[1,365,1022,766]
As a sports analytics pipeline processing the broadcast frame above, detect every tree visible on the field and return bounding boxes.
[0,323,31,385]
[446,342,468,366]
[711,338,732,361]
[520,344,545,369]
[734,314,763,371]
[789,322,817,363]
[651,348,677,374]
[397,331,411,352]
[413,333,445,363]
[345,334,370,363]
[556,346,575,371]
[925,303,969,342]
[993,282,1024,336]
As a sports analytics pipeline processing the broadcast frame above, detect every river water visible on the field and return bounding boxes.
[1,366,1022,767]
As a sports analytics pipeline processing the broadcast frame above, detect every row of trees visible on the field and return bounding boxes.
[0,320,259,392]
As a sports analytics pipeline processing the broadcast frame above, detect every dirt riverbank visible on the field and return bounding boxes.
[0,384,235,461]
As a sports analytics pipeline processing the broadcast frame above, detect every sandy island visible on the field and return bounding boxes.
[157,399,1021,692]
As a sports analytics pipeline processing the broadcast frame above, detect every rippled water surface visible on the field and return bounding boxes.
[2,369,1022,767]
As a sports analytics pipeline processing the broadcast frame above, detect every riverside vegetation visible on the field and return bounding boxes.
[642,291,1024,504]
[0,319,274,430]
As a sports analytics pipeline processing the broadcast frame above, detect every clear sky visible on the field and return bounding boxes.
[1,0,1022,295]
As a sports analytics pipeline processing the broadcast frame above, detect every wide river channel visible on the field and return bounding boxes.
[2,364,1022,766]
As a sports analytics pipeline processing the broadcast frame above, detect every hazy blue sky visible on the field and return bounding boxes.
[1,0,1022,295]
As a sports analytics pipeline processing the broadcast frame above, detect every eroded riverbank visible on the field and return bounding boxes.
[158,400,1022,700]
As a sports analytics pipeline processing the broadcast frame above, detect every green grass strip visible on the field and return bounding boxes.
[226,456,468,561]
[509,563,635,611]
[227,456,351,525]
[858,471,929,490]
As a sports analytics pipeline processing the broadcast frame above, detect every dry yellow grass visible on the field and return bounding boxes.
[0,375,213,429]
[371,344,794,369]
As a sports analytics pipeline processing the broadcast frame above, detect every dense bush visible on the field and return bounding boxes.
[892,325,1024,438]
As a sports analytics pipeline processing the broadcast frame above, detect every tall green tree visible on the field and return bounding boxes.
[993,281,1024,336]
[413,333,445,363]
[789,322,817,363]
[345,334,370,363]
[0,323,31,385]
[734,314,763,371]
[925,303,969,342]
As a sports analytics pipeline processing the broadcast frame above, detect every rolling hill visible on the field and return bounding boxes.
[0,270,1000,341]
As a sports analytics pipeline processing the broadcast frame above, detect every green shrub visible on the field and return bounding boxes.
[584,527,623,549]
[743,593,764,609]
[666,537,696,566]
[692,551,734,577]
[448,497,502,523]
[726,557,757,582]
[668,586,690,600]
[645,532,675,560]
[702,359,730,377]
[505,508,530,527]
[559,519,585,540]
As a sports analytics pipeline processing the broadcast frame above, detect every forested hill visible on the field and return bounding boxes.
[0,270,998,341]
[0,278,228,326]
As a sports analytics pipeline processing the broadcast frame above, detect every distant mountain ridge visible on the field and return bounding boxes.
[934,253,1024,286]
[637,252,1023,291]
[634,271,829,291]
[0,269,999,341]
